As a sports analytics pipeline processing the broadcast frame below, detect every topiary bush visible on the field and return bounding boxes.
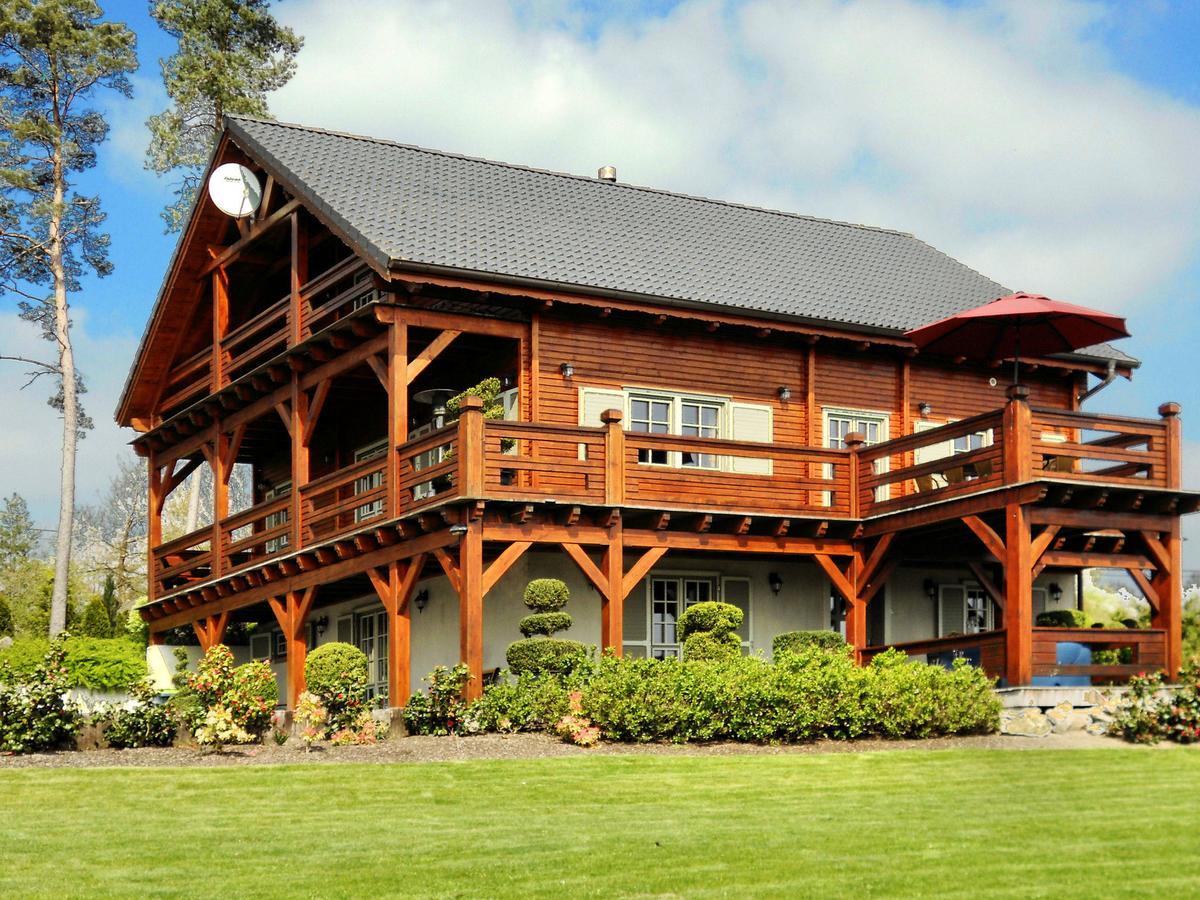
[508,578,585,675]
[1035,609,1091,628]
[305,642,369,728]
[678,601,743,661]
[506,637,588,677]
[773,630,849,657]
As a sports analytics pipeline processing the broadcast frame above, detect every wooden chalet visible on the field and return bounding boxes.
[119,117,1197,707]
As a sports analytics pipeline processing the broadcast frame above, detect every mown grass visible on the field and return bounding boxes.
[2,748,1198,898]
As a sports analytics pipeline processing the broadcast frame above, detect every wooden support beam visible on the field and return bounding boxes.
[963,515,1006,561]
[1004,503,1032,685]
[366,353,389,390]
[367,554,425,706]
[267,587,317,708]
[774,519,790,538]
[1039,551,1153,570]
[458,520,484,701]
[407,329,462,383]
[303,380,331,446]
[482,541,533,597]
[563,542,609,596]
[966,561,1004,610]
[1127,566,1160,613]
[622,547,668,599]
[1031,525,1061,565]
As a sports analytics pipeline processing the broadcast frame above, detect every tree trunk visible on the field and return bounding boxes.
[48,146,76,637]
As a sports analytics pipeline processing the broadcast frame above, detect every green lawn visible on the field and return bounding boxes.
[2,748,1198,898]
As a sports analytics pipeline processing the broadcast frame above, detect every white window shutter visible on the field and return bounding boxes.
[336,615,354,645]
[914,421,954,465]
[578,387,626,426]
[938,585,966,637]
[720,576,752,645]
[729,402,773,474]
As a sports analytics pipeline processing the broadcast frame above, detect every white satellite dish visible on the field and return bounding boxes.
[207,163,262,218]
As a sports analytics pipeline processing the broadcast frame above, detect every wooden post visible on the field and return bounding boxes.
[211,429,229,577]
[290,375,309,548]
[602,408,625,506]
[844,431,865,518]
[269,588,316,708]
[387,322,408,517]
[212,268,229,389]
[1004,502,1033,685]
[458,517,484,701]
[147,453,162,602]
[368,556,424,707]
[289,211,307,345]
[1002,384,1032,485]
[1153,402,1182,677]
[457,396,485,498]
[601,513,624,653]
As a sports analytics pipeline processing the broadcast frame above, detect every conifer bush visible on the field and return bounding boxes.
[507,579,585,675]
[678,601,743,660]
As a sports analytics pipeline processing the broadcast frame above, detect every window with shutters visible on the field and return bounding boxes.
[581,387,772,473]
[938,583,995,636]
[624,572,752,658]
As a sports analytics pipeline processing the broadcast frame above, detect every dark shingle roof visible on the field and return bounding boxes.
[225,116,1133,362]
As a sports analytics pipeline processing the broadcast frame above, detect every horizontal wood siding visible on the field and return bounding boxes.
[909,360,1071,424]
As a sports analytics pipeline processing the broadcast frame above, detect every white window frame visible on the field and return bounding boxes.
[354,438,388,522]
[263,479,291,555]
[354,606,389,703]
[938,582,996,636]
[249,632,272,661]
[626,389,729,470]
[623,571,753,658]
[914,420,995,489]
[822,406,891,503]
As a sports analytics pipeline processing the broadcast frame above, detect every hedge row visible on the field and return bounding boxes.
[0,637,147,692]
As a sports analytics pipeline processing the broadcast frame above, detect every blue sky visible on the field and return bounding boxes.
[2,0,1199,563]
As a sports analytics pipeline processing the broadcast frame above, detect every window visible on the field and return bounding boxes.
[354,439,387,522]
[824,408,889,503]
[624,573,752,658]
[263,480,290,555]
[355,609,389,703]
[273,630,288,660]
[680,400,720,468]
[630,395,672,465]
[938,583,996,636]
[249,633,271,661]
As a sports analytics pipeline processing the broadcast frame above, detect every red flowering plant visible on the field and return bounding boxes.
[187,645,279,743]
[1114,660,1200,744]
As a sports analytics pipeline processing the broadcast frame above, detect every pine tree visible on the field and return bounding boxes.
[79,594,110,637]
[146,0,302,231]
[0,0,137,637]
[99,572,118,634]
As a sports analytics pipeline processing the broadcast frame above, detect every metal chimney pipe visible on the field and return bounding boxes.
[597,165,617,182]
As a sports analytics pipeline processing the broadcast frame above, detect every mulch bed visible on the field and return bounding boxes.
[0,729,1151,769]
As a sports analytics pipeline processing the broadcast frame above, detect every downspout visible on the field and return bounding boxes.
[1076,358,1117,406]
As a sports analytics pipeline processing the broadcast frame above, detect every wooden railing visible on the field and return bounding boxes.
[862,630,1007,681]
[1032,627,1166,682]
[300,454,388,543]
[221,294,289,380]
[159,347,212,417]
[300,257,374,338]
[1030,408,1170,488]
[151,526,213,596]
[397,426,460,512]
[220,496,291,574]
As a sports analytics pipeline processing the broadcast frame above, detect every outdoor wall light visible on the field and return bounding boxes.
[1048,582,1063,603]
[918,401,933,417]
[777,385,791,402]
[448,524,469,536]
[923,577,937,599]
[414,590,430,613]
[768,572,783,595]
[560,361,575,379]
[315,615,329,636]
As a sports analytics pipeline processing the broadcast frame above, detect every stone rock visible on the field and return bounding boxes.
[1045,701,1075,729]
[0,635,12,650]
[1085,721,1110,736]
[1083,688,1107,706]
[1001,708,1052,737]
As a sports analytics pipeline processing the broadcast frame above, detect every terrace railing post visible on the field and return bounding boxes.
[1002,384,1032,485]
[1154,402,1182,676]
[844,431,865,518]
[602,408,626,506]
[458,396,485,498]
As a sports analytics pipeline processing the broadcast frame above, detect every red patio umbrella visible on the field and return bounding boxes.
[904,292,1129,384]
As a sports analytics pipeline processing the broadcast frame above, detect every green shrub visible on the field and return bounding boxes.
[518,612,573,637]
[1115,662,1200,744]
[681,631,741,661]
[1035,609,1090,628]
[100,680,176,749]
[404,664,472,735]
[0,636,146,691]
[524,578,570,612]
[507,638,587,676]
[773,630,848,657]
[464,671,575,733]
[0,637,80,753]
[187,645,277,745]
[229,660,278,735]
[80,596,113,638]
[0,595,13,637]
[677,602,743,643]
[305,642,368,728]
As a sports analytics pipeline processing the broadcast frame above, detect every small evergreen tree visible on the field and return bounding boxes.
[0,494,38,569]
[0,594,13,637]
[79,595,111,637]
[99,573,119,634]
[506,579,586,676]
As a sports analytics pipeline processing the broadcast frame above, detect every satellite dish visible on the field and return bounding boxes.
[207,163,262,218]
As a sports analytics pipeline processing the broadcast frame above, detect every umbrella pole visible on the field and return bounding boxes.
[1012,326,1021,386]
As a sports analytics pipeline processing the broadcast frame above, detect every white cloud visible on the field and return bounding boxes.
[270,0,1200,313]
[0,311,138,528]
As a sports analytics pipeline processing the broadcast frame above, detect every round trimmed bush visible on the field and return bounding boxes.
[677,602,743,643]
[506,638,587,676]
[1035,609,1090,628]
[305,642,369,701]
[523,579,570,612]
[773,630,848,657]
[682,631,741,661]
[519,612,573,638]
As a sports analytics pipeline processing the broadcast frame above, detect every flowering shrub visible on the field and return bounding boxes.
[555,691,600,746]
[293,691,328,751]
[1114,661,1200,744]
[0,636,80,753]
[186,645,279,747]
[404,664,471,735]
[100,680,176,749]
[304,642,368,730]
[330,710,385,745]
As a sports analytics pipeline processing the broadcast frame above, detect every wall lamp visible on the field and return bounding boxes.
[777,386,791,402]
[768,572,783,595]
[1048,582,1063,604]
[923,578,937,599]
[314,615,329,636]
[448,524,469,536]
[560,361,575,379]
[414,589,430,613]
[918,401,933,417]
